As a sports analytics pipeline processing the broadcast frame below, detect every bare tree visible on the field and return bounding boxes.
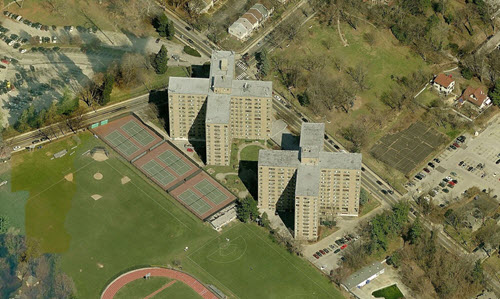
[346,64,369,90]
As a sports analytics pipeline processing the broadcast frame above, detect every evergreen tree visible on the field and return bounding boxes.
[261,212,271,229]
[408,216,423,244]
[471,260,484,284]
[256,50,270,76]
[152,45,169,74]
[166,20,175,40]
[489,80,500,106]
[100,73,115,105]
[153,14,169,37]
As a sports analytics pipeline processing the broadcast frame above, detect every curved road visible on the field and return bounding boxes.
[101,267,218,299]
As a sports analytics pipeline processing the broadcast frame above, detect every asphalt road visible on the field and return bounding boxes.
[7,93,150,149]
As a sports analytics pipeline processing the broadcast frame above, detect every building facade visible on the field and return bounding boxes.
[228,4,271,40]
[168,51,272,166]
[258,123,362,240]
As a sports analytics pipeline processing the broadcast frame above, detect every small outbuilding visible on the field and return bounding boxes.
[342,261,385,291]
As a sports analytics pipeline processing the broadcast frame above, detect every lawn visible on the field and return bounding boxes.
[0,168,29,234]
[359,198,381,217]
[187,223,342,299]
[372,284,404,299]
[6,0,158,35]
[8,132,343,298]
[115,277,171,299]
[239,144,263,161]
[154,281,202,299]
[110,66,188,104]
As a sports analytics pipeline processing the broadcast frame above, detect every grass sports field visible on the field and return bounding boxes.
[7,132,343,298]
[114,276,202,299]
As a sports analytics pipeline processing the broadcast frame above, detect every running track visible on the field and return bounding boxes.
[101,267,219,299]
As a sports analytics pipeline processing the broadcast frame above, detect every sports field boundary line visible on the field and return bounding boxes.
[243,225,335,298]
[185,256,240,299]
[104,160,192,230]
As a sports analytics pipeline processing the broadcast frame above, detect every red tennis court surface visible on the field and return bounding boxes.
[92,115,236,220]
[92,115,162,161]
[170,171,236,220]
[100,267,218,299]
[133,142,199,191]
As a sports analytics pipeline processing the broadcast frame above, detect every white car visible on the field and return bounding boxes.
[13,146,21,151]
[19,48,27,54]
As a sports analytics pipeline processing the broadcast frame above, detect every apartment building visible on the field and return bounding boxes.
[168,50,272,166]
[258,123,362,241]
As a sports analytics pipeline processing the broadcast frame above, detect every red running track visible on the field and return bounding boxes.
[101,267,219,299]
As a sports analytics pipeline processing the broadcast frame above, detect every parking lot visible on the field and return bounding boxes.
[408,114,500,206]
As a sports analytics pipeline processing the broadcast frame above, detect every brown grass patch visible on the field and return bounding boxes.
[121,176,131,185]
[64,173,73,182]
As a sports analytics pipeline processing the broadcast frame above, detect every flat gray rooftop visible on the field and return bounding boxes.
[168,77,209,95]
[232,80,272,98]
[210,50,235,90]
[319,152,362,170]
[300,123,325,149]
[343,262,384,290]
[295,164,320,197]
[206,94,231,124]
[258,150,300,168]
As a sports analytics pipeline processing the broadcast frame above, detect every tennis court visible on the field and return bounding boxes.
[158,150,192,176]
[195,180,228,205]
[121,121,156,146]
[105,131,139,157]
[141,160,176,187]
[178,190,212,215]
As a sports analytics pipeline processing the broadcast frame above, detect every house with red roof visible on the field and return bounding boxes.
[432,73,455,95]
[458,86,492,109]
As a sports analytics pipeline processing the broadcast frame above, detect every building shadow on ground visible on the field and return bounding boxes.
[238,160,258,199]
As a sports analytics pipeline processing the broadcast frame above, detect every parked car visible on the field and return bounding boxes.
[334,249,341,254]
[443,188,449,193]
[13,145,21,151]
[313,254,319,259]
[329,244,335,249]
[496,159,500,165]
[376,180,383,185]
[316,251,322,257]
[433,158,441,163]
[319,250,325,255]
[31,139,40,144]
[453,142,460,148]
[324,248,329,253]
[340,244,348,250]
[428,162,435,168]
[457,135,466,142]
[450,145,457,150]
[387,190,394,195]
[459,161,464,166]
[423,168,430,173]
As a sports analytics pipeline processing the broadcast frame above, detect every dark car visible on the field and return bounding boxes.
[381,189,387,194]
[457,135,466,142]
[376,180,383,185]
[334,249,341,254]
[319,250,325,255]
[450,145,457,150]
[459,161,464,166]
[324,248,329,253]
[31,139,40,144]
[316,251,322,257]
[453,142,460,148]
[496,159,500,165]
[387,190,394,195]
[335,239,342,245]
[313,254,319,259]
[329,244,335,249]
[155,38,160,43]
[301,117,308,122]
[361,167,366,171]
[423,168,430,173]
[428,162,435,168]
[433,158,441,163]
[443,188,449,193]
[187,38,194,44]
[333,144,340,150]
[415,175,423,180]
[185,26,192,31]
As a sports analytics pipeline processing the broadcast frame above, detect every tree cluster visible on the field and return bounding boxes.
[0,233,76,298]
[236,197,259,223]
[256,50,270,77]
[153,14,175,40]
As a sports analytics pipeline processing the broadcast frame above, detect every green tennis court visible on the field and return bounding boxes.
[195,179,228,205]
[157,150,192,176]
[141,160,176,187]
[105,131,139,157]
[121,121,155,146]
[178,190,212,215]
